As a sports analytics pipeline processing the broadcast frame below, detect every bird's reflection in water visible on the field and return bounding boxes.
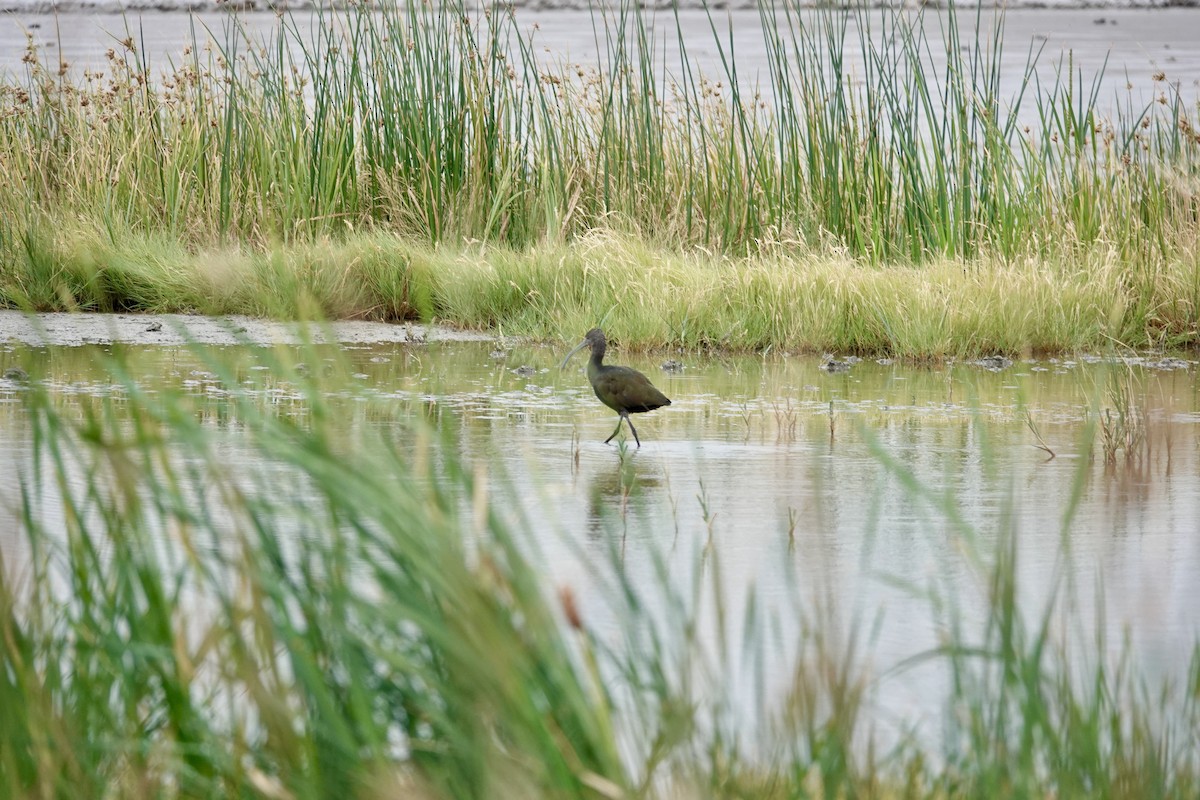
[583,452,666,555]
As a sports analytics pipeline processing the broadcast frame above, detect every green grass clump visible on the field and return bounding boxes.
[2,227,1195,356]
[3,350,629,798]
[0,0,1197,353]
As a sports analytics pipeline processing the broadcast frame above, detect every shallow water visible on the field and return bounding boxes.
[3,8,1198,109]
[1,333,1197,741]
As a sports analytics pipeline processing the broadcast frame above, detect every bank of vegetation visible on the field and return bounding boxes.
[3,347,1199,798]
[1,1,1197,354]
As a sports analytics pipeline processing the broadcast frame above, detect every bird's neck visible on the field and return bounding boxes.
[586,346,605,379]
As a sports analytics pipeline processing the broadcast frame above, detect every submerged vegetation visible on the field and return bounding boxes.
[1,344,1199,798]
[0,1,1198,353]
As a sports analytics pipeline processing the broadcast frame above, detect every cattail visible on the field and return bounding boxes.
[558,585,582,630]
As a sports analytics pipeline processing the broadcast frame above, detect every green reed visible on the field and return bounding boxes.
[1,2,1197,254]
[0,2,1198,354]
[3,346,630,798]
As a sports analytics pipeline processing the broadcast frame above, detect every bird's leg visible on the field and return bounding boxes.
[604,416,624,445]
[625,415,642,448]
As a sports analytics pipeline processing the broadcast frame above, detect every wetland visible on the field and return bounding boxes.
[3,317,1197,763]
[3,0,1200,793]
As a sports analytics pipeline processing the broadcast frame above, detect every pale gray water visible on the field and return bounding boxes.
[3,8,1199,106]
[1,326,1197,744]
[2,2,1199,756]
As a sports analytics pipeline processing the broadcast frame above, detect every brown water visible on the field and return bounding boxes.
[1,334,1197,738]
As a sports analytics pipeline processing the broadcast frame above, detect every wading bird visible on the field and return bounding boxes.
[561,328,671,448]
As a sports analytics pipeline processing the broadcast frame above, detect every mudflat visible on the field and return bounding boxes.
[0,309,491,347]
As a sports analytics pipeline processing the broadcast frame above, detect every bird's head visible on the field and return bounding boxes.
[560,328,607,368]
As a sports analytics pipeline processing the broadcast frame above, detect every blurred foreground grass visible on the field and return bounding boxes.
[1,338,1198,798]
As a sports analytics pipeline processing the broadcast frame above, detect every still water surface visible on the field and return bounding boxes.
[2,336,1198,739]
[3,8,1199,110]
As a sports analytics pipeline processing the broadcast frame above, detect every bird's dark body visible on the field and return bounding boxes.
[589,364,670,415]
[562,328,671,447]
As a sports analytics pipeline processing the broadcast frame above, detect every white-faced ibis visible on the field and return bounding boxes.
[561,328,671,448]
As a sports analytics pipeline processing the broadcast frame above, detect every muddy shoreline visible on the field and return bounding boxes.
[0,310,494,348]
[2,311,1195,371]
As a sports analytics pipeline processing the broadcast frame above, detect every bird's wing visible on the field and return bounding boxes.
[595,367,670,413]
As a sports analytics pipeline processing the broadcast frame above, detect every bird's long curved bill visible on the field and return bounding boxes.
[560,340,589,369]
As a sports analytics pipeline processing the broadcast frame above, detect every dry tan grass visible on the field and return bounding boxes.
[4,223,1196,357]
